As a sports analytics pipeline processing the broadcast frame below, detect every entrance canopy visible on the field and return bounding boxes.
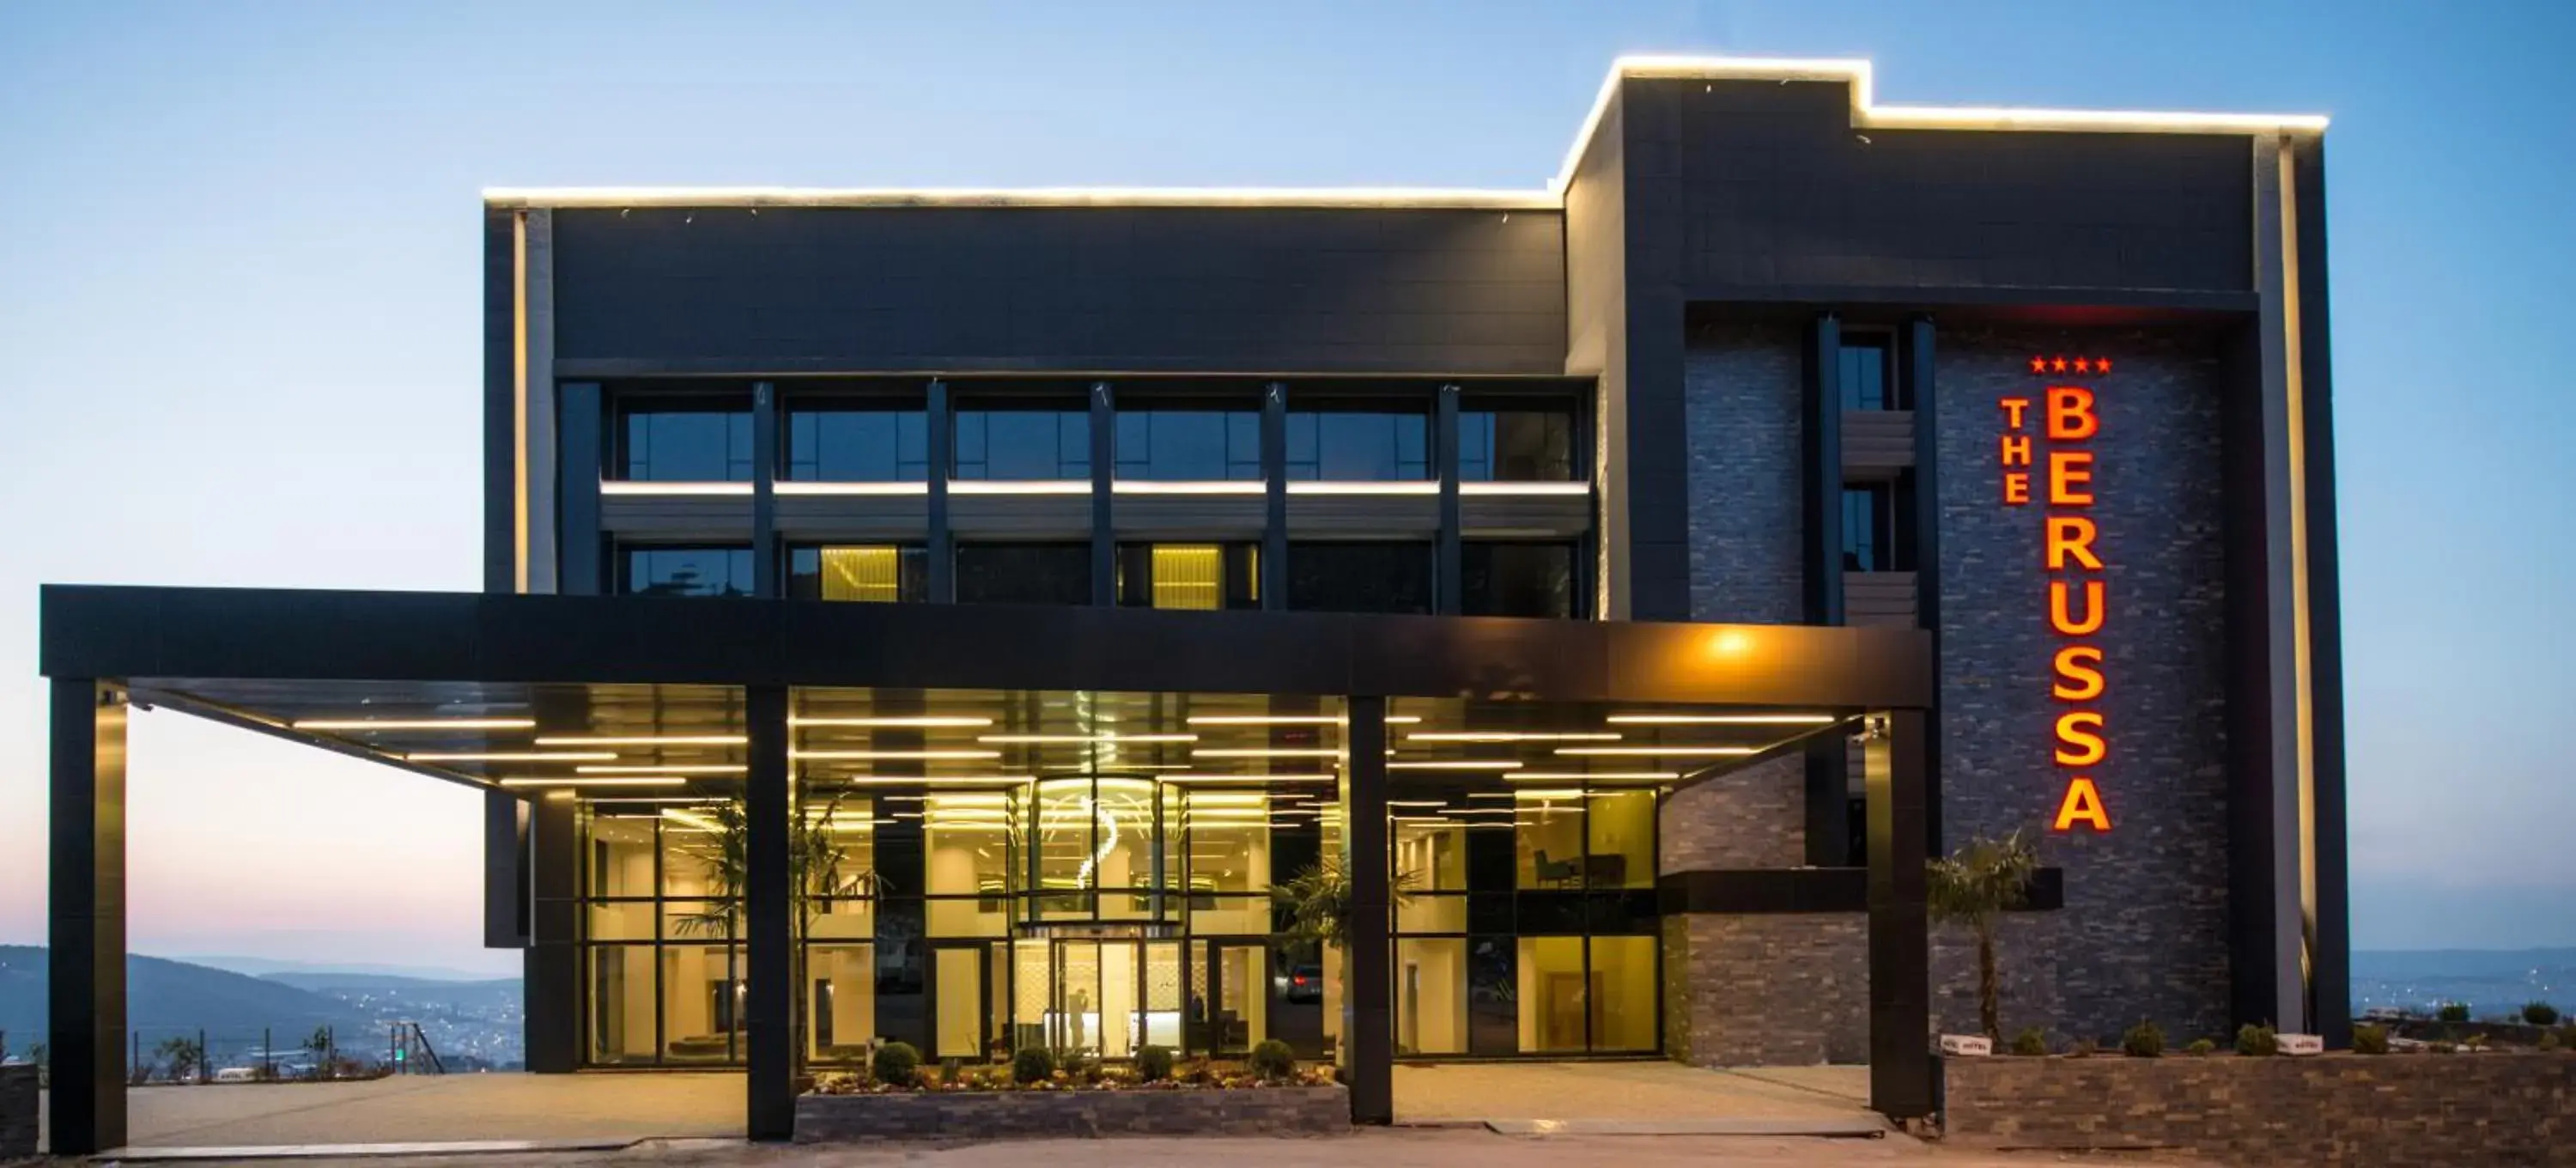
[39,584,1935,1148]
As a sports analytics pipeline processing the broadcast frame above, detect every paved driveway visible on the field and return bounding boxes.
[1392,1061,1874,1124]
[42,1072,744,1151]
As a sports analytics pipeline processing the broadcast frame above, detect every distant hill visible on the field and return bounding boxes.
[0,946,378,1053]
[261,971,519,994]
[2352,947,2576,1018]
[178,955,518,982]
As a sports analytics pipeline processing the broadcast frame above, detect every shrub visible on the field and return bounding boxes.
[2121,1019,2165,1058]
[2066,1038,2099,1058]
[939,1055,963,1084]
[1248,1038,1297,1082]
[2461,1032,2490,1051]
[2436,1001,2470,1024]
[2428,1041,2458,1054]
[1136,1043,1175,1082]
[2555,1023,2576,1049]
[2353,1023,2389,1055]
[871,1042,921,1088]
[2542,1030,2561,1051]
[2523,1001,2561,1026]
[2185,1038,2216,1056]
[1012,1045,1054,1085]
[2008,1026,2048,1056]
[2236,1024,2278,1057]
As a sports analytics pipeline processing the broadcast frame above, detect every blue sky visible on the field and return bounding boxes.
[1,1,2569,970]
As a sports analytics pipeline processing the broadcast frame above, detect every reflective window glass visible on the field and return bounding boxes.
[1115,410,1260,480]
[623,547,753,598]
[1838,338,1899,411]
[956,543,1091,605]
[623,408,752,482]
[955,407,1090,480]
[1286,542,1433,614]
[1461,542,1577,617]
[789,545,927,603]
[1458,404,1577,482]
[1285,411,1429,480]
[787,409,927,482]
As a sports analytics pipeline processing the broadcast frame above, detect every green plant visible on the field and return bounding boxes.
[154,1035,204,1083]
[2555,1023,2576,1049]
[1136,1043,1175,1082]
[1248,1038,1297,1082]
[2236,1024,2279,1057]
[1926,830,2038,1039]
[2008,1026,2047,1056]
[871,1042,921,1087]
[2523,1001,2561,1026]
[2121,1019,2165,1058]
[2461,1032,2490,1051]
[2066,1038,2099,1058]
[2541,1030,2561,1051]
[670,794,883,1074]
[2429,1041,2458,1054]
[2353,1023,2389,1054]
[2185,1038,2216,1056]
[939,1055,963,1083]
[1273,859,1419,950]
[301,1027,337,1080]
[1012,1045,1055,1085]
[2436,1001,2470,1024]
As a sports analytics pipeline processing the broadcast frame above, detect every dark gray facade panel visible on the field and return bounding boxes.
[1620,78,2257,301]
[1932,325,2233,1043]
[49,679,126,1155]
[484,208,516,594]
[549,207,1568,374]
[1682,322,1804,625]
[482,789,529,948]
[2292,137,2349,1045]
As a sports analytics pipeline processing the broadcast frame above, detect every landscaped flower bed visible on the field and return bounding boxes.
[796,1042,1350,1141]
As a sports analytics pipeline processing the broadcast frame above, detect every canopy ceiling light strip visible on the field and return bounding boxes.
[535,734,746,746]
[578,763,748,775]
[979,733,1197,745]
[293,717,534,731]
[1404,732,1621,743]
[1386,760,1523,771]
[793,749,1001,761]
[1554,745,1758,757]
[499,776,689,788]
[409,751,617,763]
[1602,714,1837,725]
[792,716,994,728]
[1194,748,1340,758]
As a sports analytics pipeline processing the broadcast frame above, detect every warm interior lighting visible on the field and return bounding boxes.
[817,546,905,602]
[1604,713,1836,726]
[792,715,994,728]
[1149,544,1224,611]
[978,733,1197,745]
[1387,760,1523,771]
[793,749,1000,761]
[293,717,535,731]
[1405,731,1620,743]
[827,776,1034,786]
[1556,745,1757,757]
[499,776,688,788]
[1187,715,1340,727]
[577,763,747,775]
[408,751,617,763]
[534,734,746,746]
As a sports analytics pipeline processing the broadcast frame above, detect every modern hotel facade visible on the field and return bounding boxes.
[43,57,2342,1147]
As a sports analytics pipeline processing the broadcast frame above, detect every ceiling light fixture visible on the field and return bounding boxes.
[293,717,535,731]
[577,763,748,775]
[1404,732,1621,743]
[409,751,617,763]
[534,734,746,746]
[790,716,993,728]
[1554,745,1758,757]
[792,750,1001,761]
[1603,714,1837,726]
[498,776,688,788]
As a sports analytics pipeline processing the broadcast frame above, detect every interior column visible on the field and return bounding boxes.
[1867,709,1933,1118]
[745,684,794,1140]
[1340,696,1392,1124]
[48,678,126,1155]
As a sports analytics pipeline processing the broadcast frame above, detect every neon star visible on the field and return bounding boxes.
[2028,356,2047,374]
[2051,356,2069,374]
[2097,358,2113,374]
[2071,357,2091,374]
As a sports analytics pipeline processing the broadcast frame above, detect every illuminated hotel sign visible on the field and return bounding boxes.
[2002,356,2113,833]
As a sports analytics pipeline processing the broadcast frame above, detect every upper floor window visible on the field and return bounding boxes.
[622,546,754,598]
[1115,544,1259,610]
[956,543,1092,605]
[1286,403,1429,481]
[787,404,927,482]
[1458,398,1578,482]
[1842,484,1897,572]
[790,545,927,602]
[1838,337,1902,411]
[1462,541,1579,618]
[620,402,751,482]
[955,398,1090,481]
[1287,542,1433,614]
[1115,400,1260,481]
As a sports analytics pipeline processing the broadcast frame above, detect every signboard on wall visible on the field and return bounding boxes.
[2001,356,2113,833]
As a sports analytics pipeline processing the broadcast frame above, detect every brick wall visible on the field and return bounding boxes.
[1933,325,2234,1043]
[1664,914,1868,1066]
[1946,1053,2576,1166]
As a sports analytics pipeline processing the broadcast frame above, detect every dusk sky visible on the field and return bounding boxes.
[3,1,2569,974]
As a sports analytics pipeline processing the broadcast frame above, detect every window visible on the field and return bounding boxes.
[1115,544,1259,610]
[620,405,752,482]
[1285,408,1429,481]
[787,406,927,482]
[1115,406,1260,481]
[1842,485,1896,572]
[1461,542,1578,618]
[789,545,927,603]
[1457,400,1577,482]
[955,401,1090,480]
[1838,337,1900,411]
[1286,542,1433,614]
[955,543,1091,605]
[622,546,753,597]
